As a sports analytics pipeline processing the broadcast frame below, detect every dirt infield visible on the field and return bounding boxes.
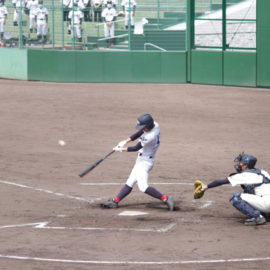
[0,79,270,270]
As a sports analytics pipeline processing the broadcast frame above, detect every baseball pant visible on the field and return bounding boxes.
[241,193,270,213]
[13,10,23,23]
[37,20,47,36]
[29,14,36,30]
[104,22,114,38]
[124,11,134,28]
[70,24,81,39]
[0,19,5,33]
[126,155,154,193]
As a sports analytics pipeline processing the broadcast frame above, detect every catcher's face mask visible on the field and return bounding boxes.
[234,153,257,172]
[234,153,244,172]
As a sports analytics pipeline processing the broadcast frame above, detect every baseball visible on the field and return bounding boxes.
[58,140,66,146]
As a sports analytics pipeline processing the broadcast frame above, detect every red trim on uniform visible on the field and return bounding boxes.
[114,197,120,203]
[160,195,167,202]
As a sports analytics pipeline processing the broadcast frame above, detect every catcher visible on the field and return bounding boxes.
[193,153,270,226]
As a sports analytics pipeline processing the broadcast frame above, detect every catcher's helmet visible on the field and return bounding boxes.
[234,152,257,172]
[135,113,154,130]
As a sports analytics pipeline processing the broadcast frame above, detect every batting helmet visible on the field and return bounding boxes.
[135,113,154,130]
[234,152,257,172]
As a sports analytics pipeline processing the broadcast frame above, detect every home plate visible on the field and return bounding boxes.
[118,211,148,216]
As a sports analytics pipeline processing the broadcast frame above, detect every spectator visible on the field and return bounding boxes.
[101,0,117,47]
[82,0,92,22]
[35,0,48,43]
[0,0,8,40]
[27,0,39,33]
[68,2,83,42]
[61,0,71,22]
[121,0,136,30]
[91,0,103,22]
[13,0,27,26]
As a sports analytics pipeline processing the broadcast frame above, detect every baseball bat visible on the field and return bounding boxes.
[79,150,115,178]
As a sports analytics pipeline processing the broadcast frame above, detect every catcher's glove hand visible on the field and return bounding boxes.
[193,180,205,199]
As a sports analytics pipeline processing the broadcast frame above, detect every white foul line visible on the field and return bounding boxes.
[0,180,103,203]
[0,221,176,233]
[1,254,270,265]
[80,182,193,186]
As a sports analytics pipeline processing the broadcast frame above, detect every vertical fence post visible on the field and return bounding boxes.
[187,0,194,82]
[128,0,131,50]
[157,0,160,30]
[222,0,226,50]
[61,2,64,49]
[18,0,23,48]
[51,0,55,48]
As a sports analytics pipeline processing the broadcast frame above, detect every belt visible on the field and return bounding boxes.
[139,153,153,159]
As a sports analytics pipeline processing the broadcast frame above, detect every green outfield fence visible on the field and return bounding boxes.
[1,0,270,88]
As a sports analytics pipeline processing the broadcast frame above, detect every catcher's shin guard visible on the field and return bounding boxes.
[230,192,260,218]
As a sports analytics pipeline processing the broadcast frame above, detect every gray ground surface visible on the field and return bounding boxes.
[0,79,270,270]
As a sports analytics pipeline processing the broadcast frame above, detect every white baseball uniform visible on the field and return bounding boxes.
[68,8,83,39]
[126,122,160,192]
[13,0,27,24]
[101,6,117,38]
[228,170,270,213]
[27,0,39,31]
[0,4,8,35]
[121,0,136,28]
[35,5,48,36]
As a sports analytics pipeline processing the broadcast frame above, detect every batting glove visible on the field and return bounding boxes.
[113,145,124,152]
[117,140,127,148]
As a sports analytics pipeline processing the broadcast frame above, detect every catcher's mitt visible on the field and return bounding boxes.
[193,180,205,199]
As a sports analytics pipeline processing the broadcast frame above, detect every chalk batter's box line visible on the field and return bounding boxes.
[80,182,193,186]
[0,179,212,208]
[1,254,270,265]
[0,179,104,203]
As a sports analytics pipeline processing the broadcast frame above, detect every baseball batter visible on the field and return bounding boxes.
[101,113,174,211]
[121,0,136,30]
[101,1,117,47]
[0,1,8,40]
[35,0,48,42]
[200,153,270,226]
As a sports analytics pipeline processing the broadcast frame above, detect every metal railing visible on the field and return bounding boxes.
[144,42,166,51]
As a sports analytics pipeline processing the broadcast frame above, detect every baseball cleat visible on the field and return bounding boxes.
[164,196,174,211]
[101,199,118,209]
[244,215,266,226]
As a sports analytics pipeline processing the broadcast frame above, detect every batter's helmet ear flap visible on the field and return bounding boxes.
[135,113,154,130]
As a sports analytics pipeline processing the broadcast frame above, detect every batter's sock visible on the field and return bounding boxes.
[114,184,132,202]
[145,186,164,200]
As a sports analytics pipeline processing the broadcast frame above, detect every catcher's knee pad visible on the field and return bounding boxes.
[230,191,241,204]
[230,192,260,218]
